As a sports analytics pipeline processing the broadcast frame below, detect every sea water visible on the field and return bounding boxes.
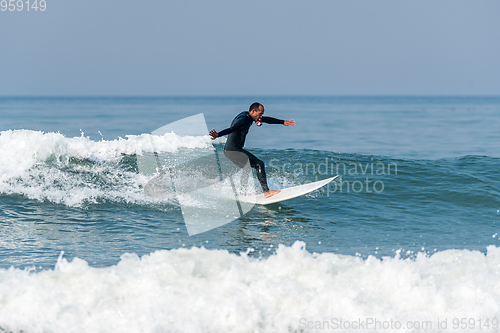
[1,96,500,332]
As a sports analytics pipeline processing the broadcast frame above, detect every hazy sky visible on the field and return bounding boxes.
[1,0,499,96]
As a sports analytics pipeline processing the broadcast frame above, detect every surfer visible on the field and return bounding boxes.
[209,102,295,198]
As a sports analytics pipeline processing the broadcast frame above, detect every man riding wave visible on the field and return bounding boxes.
[209,102,295,198]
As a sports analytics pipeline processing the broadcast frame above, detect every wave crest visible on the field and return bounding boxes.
[0,130,216,206]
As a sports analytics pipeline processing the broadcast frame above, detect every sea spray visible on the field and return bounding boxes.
[1,242,500,332]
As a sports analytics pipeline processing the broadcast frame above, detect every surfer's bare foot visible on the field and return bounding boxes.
[264,190,280,198]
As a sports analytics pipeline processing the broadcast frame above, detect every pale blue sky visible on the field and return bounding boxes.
[1,0,499,96]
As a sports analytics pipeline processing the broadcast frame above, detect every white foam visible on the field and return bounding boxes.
[0,130,213,172]
[1,242,500,332]
[0,130,216,206]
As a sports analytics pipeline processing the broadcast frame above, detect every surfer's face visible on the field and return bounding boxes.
[249,106,264,122]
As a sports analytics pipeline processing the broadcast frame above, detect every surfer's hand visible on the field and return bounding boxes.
[284,119,295,126]
[209,129,219,140]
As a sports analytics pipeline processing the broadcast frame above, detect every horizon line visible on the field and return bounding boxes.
[1,94,500,99]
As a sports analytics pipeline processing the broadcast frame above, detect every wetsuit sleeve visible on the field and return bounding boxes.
[217,117,247,137]
[261,116,285,125]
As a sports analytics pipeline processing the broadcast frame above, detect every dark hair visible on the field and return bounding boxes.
[249,102,263,112]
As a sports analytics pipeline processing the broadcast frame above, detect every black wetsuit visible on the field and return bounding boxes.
[218,111,284,192]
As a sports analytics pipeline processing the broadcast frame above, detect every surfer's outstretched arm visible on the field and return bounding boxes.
[261,117,295,127]
[209,117,247,140]
[209,129,219,140]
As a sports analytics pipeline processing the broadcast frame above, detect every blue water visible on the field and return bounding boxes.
[1,96,500,270]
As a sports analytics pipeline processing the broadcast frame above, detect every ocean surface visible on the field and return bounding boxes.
[1,96,500,332]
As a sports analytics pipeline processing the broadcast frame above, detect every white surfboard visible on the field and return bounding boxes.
[239,175,338,205]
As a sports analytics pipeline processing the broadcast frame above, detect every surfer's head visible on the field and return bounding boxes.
[249,102,264,123]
